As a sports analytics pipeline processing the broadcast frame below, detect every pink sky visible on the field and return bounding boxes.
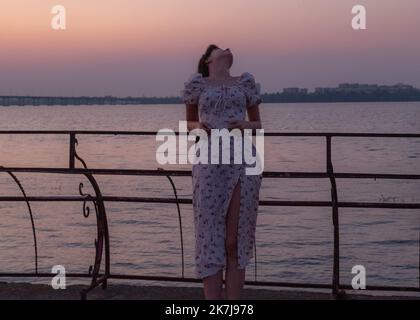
[1,0,419,96]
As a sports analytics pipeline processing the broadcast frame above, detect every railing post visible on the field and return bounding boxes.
[326,136,342,297]
[69,133,76,169]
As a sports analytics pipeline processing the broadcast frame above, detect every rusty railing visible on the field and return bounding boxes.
[0,130,419,299]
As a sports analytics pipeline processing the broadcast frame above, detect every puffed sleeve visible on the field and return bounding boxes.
[241,72,262,107]
[180,73,205,105]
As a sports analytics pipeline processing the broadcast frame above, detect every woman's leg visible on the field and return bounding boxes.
[203,269,223,299]
[225,180,246,300]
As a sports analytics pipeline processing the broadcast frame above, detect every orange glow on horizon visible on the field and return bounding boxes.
[1,0,419,96]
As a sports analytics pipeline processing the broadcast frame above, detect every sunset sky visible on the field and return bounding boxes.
[1,0,419,97]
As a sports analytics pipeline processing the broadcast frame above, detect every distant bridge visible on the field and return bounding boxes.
[0,96,180,106]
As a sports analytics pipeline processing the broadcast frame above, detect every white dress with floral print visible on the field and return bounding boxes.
[181,72,263,279]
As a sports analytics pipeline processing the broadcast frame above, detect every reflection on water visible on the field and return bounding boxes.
[0,102,419,288]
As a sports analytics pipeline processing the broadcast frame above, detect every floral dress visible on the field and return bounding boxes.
[181,71,263,279]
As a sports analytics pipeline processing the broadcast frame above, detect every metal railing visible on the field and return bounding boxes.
[0,130,419,299]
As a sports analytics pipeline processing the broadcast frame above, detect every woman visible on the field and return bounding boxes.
[181,44,263,300]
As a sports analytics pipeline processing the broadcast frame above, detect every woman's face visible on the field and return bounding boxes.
[207,47,233,68]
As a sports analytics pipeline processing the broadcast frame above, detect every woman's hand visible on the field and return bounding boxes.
[198,121,212,134]
[227,120,252,131]
[227,120,262,134]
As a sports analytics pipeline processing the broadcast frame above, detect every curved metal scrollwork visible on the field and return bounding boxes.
[73,138,110,300]
[74,138,88,169]
[79,173,110,300]
[0,165,38,274]
[157,167,185,278]
[79,182,94,218]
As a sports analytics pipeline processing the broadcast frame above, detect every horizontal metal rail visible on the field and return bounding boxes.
[0,130,419,137]
[0,195,419,209]
[0,130,419,299]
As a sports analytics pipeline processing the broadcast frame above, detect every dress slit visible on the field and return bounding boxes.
[222,170,243,268]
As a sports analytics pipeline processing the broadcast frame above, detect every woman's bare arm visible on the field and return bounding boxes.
[186,104,199,131]
[246,104,262,130]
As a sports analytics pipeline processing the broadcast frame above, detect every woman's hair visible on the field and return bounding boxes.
[197,44,219,77]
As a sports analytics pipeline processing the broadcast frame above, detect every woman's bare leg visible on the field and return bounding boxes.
[203,269,223,299]
[225,180,246,300]
[221,286,227,299]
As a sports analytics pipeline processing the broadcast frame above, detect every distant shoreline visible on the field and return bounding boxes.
[2,82,420,106]
[1,94,420,106]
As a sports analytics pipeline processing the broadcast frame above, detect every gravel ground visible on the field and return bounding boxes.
[0,282,418,300]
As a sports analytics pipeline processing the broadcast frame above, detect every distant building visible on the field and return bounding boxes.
[314,87,337,94]
[392,83,414,90]
[337,83,379,94]
[313,82,417,95]
[283,87,308,94]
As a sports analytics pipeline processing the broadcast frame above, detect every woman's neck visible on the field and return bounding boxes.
[208,65,231,80]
